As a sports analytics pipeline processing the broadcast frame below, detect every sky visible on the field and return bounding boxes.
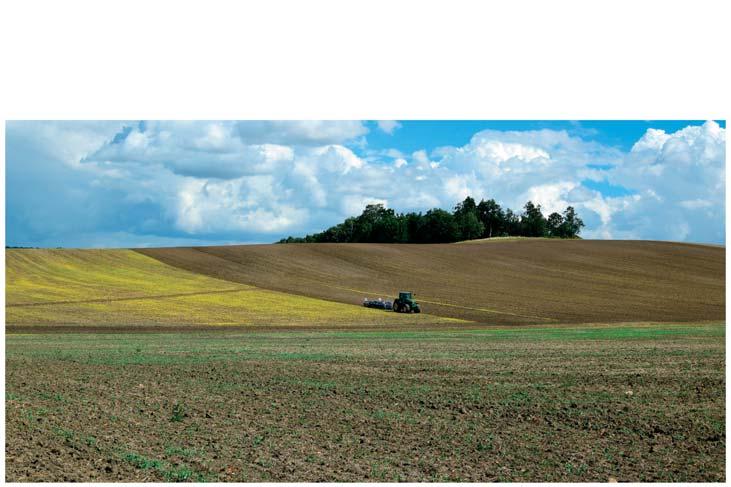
[5,120,726,248]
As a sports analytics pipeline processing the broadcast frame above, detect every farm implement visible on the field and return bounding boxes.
[362,297,393,310]
[363,291,421,313]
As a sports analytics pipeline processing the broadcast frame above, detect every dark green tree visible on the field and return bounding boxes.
[559,206,584,238]
[346,204,399,242]
[370,208,400,243]
[457,211,484,240]
[404,212,425,243]
[546,212,564,237]
[454,196,477,216]
[418,208,459,243]
[503,208,521,236]
[520,201,547,237]
[476,198,504,238]
[454,196,484,240]
[277,197,584,243]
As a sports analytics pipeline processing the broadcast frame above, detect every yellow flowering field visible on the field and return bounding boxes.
[6,249,459,328]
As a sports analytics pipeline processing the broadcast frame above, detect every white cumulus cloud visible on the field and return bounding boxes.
[5,120,725,246]
[600,120,725,242]
[376,120,402,135]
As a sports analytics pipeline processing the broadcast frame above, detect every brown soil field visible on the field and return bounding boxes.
[5,323,725,482]
[138,239,725,325]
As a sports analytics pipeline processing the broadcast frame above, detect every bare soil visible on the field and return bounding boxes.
[5,324,725,482]
[138,239,725,325]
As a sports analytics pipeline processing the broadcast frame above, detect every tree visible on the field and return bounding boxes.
[457,211,485,240]
[454,197,484,240]
[370,208,400,243]
[502,209,521,236]
[477,198,504,238]
[560,206,584,238]
[352,204,380,241]
[340,217,357,242]
[277,197,584,243]
[520,201,547,237]
[454,196,477,217]
[546,212,564,237]
[418,208,459,243]
[347,204,401,242]
[404,212,425,243]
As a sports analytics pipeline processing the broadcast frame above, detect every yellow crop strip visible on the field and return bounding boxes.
[6,249,460,327]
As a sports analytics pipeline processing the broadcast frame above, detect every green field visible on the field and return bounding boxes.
[6,249,457,328]
[6,322,725,482]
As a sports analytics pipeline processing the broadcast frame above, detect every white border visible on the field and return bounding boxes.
[0,0,729,119]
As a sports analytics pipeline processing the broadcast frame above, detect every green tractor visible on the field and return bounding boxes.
[393,291,421,313]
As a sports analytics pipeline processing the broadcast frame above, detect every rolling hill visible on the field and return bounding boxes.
[137,239,725,325]
[5,240,724,329]
[5,249,457,329]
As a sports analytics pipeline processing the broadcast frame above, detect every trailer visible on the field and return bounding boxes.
[362,297,393,310]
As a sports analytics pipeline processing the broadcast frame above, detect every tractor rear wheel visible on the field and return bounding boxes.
[404,304,411,313]
[393,302,400,312]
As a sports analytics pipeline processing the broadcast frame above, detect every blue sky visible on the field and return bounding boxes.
[365,120,725,154]
[5,120,726,247]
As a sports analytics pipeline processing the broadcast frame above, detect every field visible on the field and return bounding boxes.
[5,249,457,330]
[6,323,725,482]
[138,239,725,324]
[7,241,725,328]
[4,240,726,481]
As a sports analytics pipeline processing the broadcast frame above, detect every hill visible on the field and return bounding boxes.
[5,249,456,329]
[138,239,725,325]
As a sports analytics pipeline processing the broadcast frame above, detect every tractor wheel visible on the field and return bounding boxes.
[404,304,411,313]
[414,307,421,314]
[393,302,400,312]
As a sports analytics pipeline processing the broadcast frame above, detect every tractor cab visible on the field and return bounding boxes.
[393,291,421,313]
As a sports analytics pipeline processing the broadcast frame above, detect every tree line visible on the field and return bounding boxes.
[278,196,584,244]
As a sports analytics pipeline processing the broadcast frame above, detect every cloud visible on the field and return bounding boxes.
[308,145,364,174]
[427,128,624,211]
[376,120,402,135]
[80,122,380,240]
[404,123,724,243]
[84,121,297,180]
[236,120,368,145]
[5,120,725,247]
[522,181,578,215]
[384,148,404,158]
[5,122,175,247]
[599,120,726,242]
[175,177,308,234]
[341,195,388,217]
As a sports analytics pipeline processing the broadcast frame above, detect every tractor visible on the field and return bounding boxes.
[393,291,421,313]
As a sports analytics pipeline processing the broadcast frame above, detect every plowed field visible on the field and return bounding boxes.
[6,323,725,482]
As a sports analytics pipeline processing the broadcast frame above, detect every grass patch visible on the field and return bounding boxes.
[170,402,186,422]
[165,445,202,458]
[122,452,203,482]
